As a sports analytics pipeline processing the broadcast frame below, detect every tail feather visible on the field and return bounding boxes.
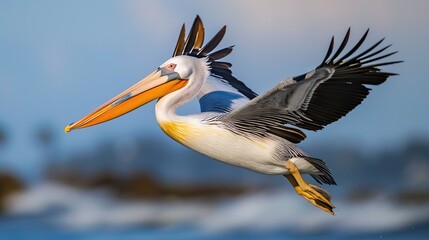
[303,156,337,185]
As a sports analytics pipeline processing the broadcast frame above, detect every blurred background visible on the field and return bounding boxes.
[1,0,429,239]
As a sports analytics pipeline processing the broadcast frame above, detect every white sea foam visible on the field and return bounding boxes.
[5,183,429,233]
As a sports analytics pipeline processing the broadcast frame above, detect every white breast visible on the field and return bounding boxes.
[158,118,289,174]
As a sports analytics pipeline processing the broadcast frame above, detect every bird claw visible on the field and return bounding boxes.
[285,160,335,215]
[294,183,335,215]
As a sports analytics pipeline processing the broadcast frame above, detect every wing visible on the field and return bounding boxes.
[223,28,401,138]
[172,15,257,113]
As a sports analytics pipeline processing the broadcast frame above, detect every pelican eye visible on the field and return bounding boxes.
[166,63,177,71]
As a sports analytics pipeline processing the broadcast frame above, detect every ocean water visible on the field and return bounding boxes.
[1,183,428,240]
[1,218,428,240]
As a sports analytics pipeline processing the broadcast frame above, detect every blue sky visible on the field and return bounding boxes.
[1,0,428,175]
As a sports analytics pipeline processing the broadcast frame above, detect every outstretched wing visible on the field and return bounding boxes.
[172,16,257,113]
[223,29,401,137]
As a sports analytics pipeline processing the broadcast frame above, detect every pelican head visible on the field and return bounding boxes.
[64,55,209,133]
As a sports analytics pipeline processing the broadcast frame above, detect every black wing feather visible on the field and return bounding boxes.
[225,29,401,134]
[287,30,401,131]
[337,29,369,63]
[320,36,335,65]
[328,28,350,63]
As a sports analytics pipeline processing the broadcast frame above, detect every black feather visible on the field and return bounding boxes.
[337,28,369,63]
[171,16,257,100]
[198,26,226,56]
[172,24,186,57]
[328,28,350,64]
[183,16,203,54]
[303,157,337,185]
[208,46,234,60]
[321,36,335,65]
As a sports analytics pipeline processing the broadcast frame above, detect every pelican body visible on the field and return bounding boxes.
[65,16,400,215]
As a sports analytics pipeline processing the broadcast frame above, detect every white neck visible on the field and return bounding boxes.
[155,57,209,123]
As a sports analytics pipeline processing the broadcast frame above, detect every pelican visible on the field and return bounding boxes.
[65,16,400,215]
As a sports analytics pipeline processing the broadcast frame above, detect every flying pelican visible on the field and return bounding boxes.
[65,16,400,215]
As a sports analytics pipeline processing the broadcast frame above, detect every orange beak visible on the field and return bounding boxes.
[65,69,188,133]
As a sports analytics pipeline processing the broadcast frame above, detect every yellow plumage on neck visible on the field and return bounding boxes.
[158,121,200,145]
